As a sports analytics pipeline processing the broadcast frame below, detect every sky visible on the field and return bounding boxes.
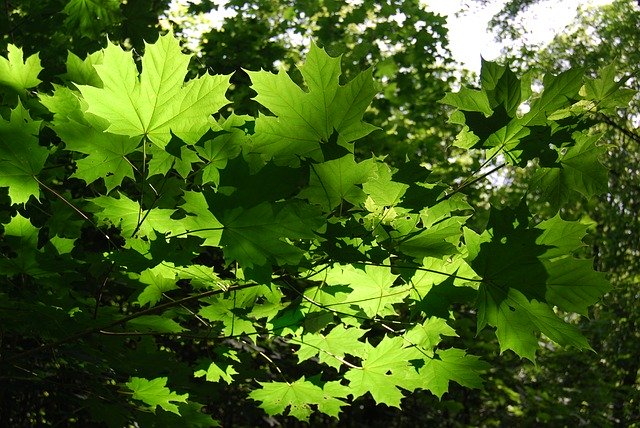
[165,0,614,74]
[426,0,614,73]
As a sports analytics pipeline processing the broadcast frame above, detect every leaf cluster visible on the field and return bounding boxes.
[0,32,633,426]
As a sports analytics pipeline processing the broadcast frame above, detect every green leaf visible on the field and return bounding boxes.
[344,336,419,407]
[63,0,120,37]
[523,67,584,125]
[394,216,468,260]
[299,154,377,211]
[79,32,230,148]
[478,286,591,362]
[61,50,104,87]
[194,349,240,384]
[581,63,636,109]
[127,315,185,333]
[0,214,45,276]
[532,132,608,210]
[194,361,238,384]
[330,264,409,318]
[125,377,188,415]
[91,193,180,240]
[248,43,378,162]
[491,67,522,116]
[249,377,348,421]
[0,44,42,94]
[296,325,368,370]
[403,317,458,357]
[136,263,181,307]
[480,58,505,91]
[411,348,489,399]
[220,201,322,268]
[195,115,247,186]
[42,85,139,192]
[0,101,48,204]
[199,298,257,337]
[469,205,609,359]
[362,163,409,207]
[148,144,201,178]
[440,87,493,117]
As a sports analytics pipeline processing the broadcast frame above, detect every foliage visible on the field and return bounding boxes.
[177,0,461,170]
[461,1,640,426]
[0,28,633,427]
[1,0,169,75]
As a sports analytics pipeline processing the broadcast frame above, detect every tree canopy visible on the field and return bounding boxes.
[0,1,637,426]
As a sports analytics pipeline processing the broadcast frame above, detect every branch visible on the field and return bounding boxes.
[598,113,640,145]
[1,281,260,365]
[437,162,506,203]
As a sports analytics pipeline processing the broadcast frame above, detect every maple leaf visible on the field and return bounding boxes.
[249,377,348,421]
[125,377,188,415]
[522,68,584,126]
[478,286,591,362]
[63,0,120,38]
[468,205,609,360]
[199,298,257,337]
[0,44,42,94]
[147,144,201,178]
[581,63,636,110]
[0,214,45,276]
[403,317,458,357]
[298,154,378,211]
[219,201,322,268]
[296,325,368,370]
[136,263,181,307]
[409,348,489,399]
[362,163,408,207]
[41,85,139,192]
[344,336,420,407]
[79,32,230,148]
[194,349,240,384]
[194,361,238,385]
[247,42,378,163]
[408,255,478,305]
[393,215,468,260]
[194,114,247,186]
[177,191,224,247]
[327,264,409,318]
[127,315,185,333]
[60,50,104,87]
[532,132,608,210]
[91,193,182,240]
[440,87,493,116]
[0,102,48,204]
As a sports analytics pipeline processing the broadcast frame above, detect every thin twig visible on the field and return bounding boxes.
[2,282,259,365]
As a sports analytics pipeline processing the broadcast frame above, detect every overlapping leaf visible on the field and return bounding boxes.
[467,205,610,360]
[248,43,378,162]
[0,45,42,94]
[249,377,349,421]
[0,102,48,204]
[41,85,139,192]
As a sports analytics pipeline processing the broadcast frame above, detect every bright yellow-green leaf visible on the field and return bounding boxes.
[248,43,378,163]
[0,44,42,94]
[79,32,230,148]
[125,377,188,415]
[0,102,47,204]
